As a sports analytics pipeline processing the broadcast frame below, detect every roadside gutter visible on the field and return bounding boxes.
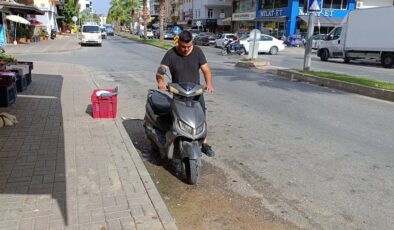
[274,69,394,102]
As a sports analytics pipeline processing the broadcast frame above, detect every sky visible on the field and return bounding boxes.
[93,0,111,15]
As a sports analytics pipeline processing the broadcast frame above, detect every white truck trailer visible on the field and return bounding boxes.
[317,6,394,68]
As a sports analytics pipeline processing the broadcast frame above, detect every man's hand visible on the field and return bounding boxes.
[158,80,167,90]
[205,84,215,93]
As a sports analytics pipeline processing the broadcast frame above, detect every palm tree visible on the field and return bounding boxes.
[159,0,165,41]
[142,0,148,39]
[108,0,139,34]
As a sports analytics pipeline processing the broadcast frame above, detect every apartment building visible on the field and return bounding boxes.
[20,0,59,34]
[78,0,92,12]
[180,0,232,32]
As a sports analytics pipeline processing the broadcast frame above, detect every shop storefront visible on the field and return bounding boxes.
[256,0,357,39]
[232,12,256,32]
[232,0,257,32]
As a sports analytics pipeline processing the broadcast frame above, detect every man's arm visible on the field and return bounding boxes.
[156,64,168,89]
[200,63,215,93]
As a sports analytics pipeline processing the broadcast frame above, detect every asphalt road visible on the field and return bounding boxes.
[198,45,394,83]
[16,36,394,230]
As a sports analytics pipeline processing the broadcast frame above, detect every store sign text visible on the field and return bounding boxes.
[232,12,255,21]
[261,9,284,17]
[298,8,334,17]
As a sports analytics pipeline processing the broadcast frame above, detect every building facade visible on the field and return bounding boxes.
[255,0,394,39]
[255,0,356,39]
[356,0,393,8]
[189,0,232,32]
[231,0,257,32]
[28,0,59,34]
[78,0,92,12]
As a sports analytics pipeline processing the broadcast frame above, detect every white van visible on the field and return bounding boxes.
[81,24,102,46]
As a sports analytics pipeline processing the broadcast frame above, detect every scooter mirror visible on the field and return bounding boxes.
[157,66,167,75]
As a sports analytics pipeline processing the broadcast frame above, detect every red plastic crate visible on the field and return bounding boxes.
[91,88,118,118]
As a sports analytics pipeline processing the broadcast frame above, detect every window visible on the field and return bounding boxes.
[208,9,213,18]
[260,35,273,41]
[299,0,305,8]
[82,26,99,33]
[262,0,288,9]
[327,27,342,40]
[323,0,348,9]
[240,0,256,12]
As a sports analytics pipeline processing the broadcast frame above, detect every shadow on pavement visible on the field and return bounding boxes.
[211,66,346,95]
[0,74,68,226]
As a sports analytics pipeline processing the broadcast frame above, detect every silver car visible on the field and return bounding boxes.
[215,33,235,48]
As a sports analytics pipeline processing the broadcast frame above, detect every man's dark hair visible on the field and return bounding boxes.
[179,31,193,43]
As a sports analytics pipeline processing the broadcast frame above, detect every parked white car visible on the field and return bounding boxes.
[215,33,236,48]
[139,29,154,39]
[240,34,285,54]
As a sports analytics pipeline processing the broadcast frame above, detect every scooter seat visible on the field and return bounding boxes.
[149,90,171,115]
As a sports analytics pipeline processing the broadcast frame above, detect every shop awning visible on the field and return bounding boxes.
[0,2,45,15]
[298,16,343,27]
[257,16,287,22]
[6,15,30,25]
[222,17,232,22]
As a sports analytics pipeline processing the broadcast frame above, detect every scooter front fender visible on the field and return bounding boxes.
[179,140,200,160]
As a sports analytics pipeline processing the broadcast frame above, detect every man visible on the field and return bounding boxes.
[156,30,215,157]
[230,35,239,51]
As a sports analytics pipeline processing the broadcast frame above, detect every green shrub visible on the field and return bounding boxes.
[0,53,17,63]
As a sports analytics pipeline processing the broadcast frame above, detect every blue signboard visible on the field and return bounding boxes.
[0,24,5,46]
[172,26,182,35]
[308,0,323,12]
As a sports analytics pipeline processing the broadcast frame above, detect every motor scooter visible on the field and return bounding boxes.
[50,29,56,40]
[144,67,207,184]
[221,40,246,56]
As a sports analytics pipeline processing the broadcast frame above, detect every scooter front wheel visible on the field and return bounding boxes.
[183,158,200,184]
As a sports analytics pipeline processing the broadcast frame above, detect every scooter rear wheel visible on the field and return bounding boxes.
[183,158,200,184]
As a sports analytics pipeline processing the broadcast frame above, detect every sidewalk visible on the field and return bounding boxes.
[5,35,81,55]
[0,61,177,230]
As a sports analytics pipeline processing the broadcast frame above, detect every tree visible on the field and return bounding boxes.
[79,9,100,25]
[108,0,139,33]
[159,0,165,41]
[62,0,79,26]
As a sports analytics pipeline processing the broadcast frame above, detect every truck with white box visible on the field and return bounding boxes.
[317,6,394,68]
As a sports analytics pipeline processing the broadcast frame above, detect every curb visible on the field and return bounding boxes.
[89,68,178,230]
[274,69,394,102]
[114,118,178,230]
[235,60,271,68]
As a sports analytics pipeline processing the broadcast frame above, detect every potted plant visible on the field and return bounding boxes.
[0,53,17,64]
[16,27,29,43]
[39,28,49,41]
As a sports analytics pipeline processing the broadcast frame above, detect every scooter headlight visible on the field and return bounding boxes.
[196,122,205,135]
[178,120,193,135]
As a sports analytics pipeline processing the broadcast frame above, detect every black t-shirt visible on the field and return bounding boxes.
[160,46,207,84]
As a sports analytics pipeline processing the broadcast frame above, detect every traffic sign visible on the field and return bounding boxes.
[172,26,182,35]
[72,16,78,22]
[308,0,322,12]
[196,21,201,27]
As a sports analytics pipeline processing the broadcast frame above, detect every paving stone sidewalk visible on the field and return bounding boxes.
[5,35,81,55]
[0,61,177,230]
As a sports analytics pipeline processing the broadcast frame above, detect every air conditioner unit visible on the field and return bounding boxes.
[356,1,364,9]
